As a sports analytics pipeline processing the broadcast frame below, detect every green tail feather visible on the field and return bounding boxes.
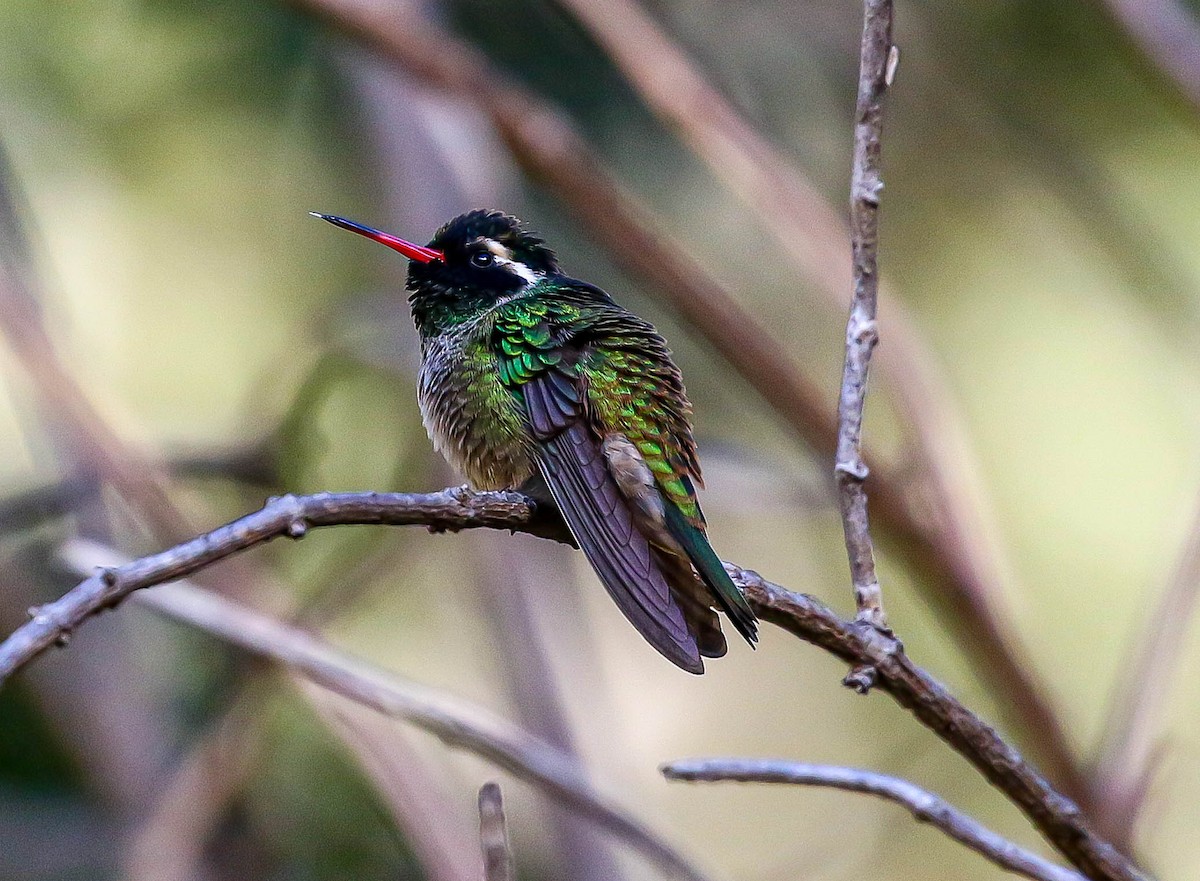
[663,502,758,645]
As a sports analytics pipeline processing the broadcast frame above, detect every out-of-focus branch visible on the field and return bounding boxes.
[122,685,269,881]
[313,693,484,881]
[53,548,712,881]
[0,489,1140,881]
[836,0,894,629]
[1099,0,1200,113]
[479,783,516,881]
[0,445,277,534]
[293,0,1087,807]
[1095,500,1200,824]
[661,758,1085,881]
[0,264,190,540]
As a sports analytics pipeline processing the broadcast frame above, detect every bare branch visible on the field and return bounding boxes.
[1099,0,1200,113]
[836,0,894,628]
[292,0,1087,805]
[479,783,516,881]
[0,489,1138,881]
[661,759,1085,881]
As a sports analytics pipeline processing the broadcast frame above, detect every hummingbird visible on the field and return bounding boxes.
[313,209,757,673]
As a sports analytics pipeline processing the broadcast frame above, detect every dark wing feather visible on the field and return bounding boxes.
[525,371,704,674]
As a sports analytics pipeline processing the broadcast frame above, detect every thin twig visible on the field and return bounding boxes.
[294,0,1087,806]
[479,783,516,881]
[661,758,1085,881]
[836,0,894,628]
[52,543,711,881]
[0,489,1141,881]
[1099,0,1200,113]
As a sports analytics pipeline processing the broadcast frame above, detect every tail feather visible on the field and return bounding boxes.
[656,549,729,658]
[537,425,705,673]
[662,502,758,646]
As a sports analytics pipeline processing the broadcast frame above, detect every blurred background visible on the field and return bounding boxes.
[1,0,1199,878]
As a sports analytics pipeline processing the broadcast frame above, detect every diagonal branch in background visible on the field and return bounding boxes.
[1094,497,1200,824]
[0,489,1143,881]
[836,0,894,629]
[292,0,1087,808]
[662,758,1087,881]
[1098,0,1200,113]
[53,546,713,881]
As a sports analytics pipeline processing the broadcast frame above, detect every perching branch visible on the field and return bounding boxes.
[0,488,569,683]
[661,758,1085,881]
[0,488,1143,881]
[294,0,1087,807]
[479,784,516,881]
[836,0,894,629]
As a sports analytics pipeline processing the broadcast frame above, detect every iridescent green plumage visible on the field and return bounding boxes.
[492,287,702,520]
[317,208,757,673]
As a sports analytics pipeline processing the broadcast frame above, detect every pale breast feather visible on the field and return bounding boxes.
[417,318,534,490]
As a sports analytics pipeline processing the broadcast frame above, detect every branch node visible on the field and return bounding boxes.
[835,458,870,481]
[25,605,41,620]
[99,566,119,587]
[885,44,900,87]
[286,519,308,540]
[850,317,879,346]
[852,178,884,206]
[53,630,71,648]
[844,664,877,693]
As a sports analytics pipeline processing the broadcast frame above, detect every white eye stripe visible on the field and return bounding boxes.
[473,237,541,286]
[502,258,541,285]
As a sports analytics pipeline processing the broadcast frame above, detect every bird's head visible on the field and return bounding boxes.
[312,209,559,336]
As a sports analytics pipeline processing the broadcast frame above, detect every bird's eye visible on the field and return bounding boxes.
[471,251,495,268]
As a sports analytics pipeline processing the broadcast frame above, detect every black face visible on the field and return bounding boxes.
[407,210,559,335]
